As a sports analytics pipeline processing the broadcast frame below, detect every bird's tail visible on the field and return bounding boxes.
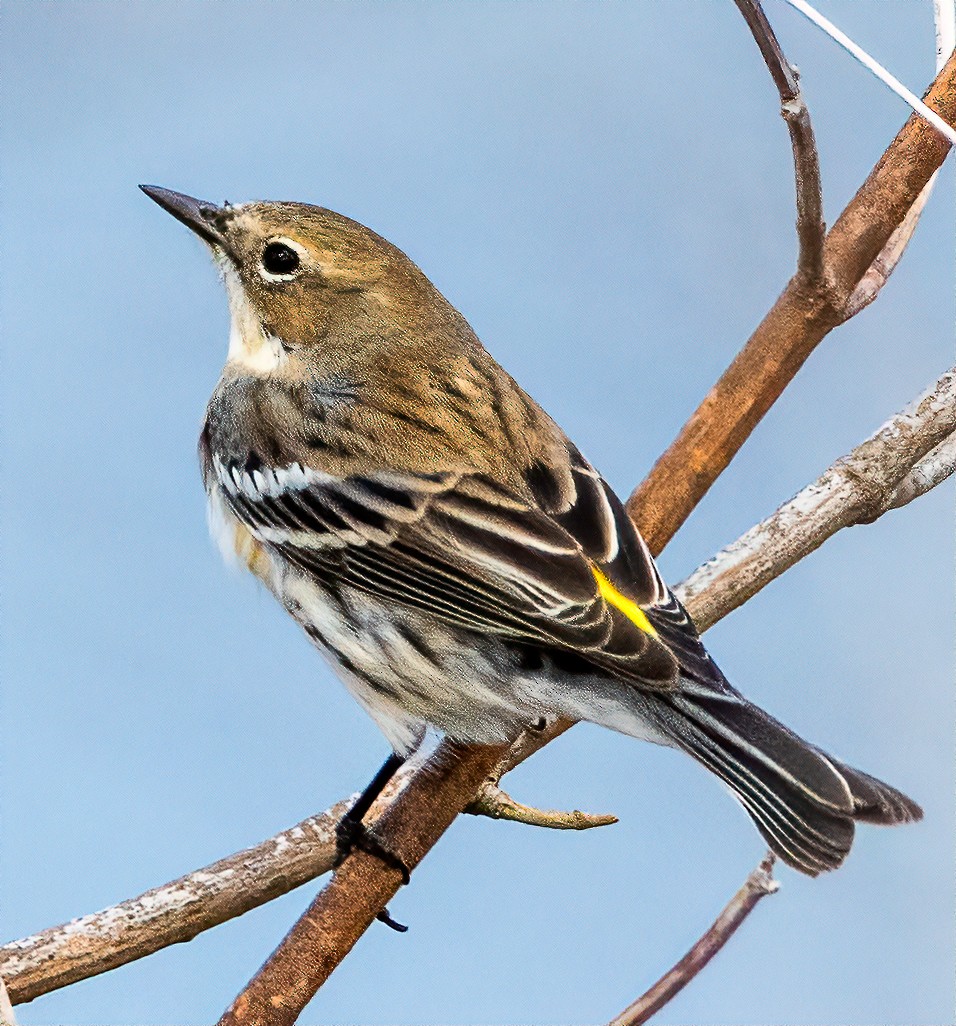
[644,683,922,875]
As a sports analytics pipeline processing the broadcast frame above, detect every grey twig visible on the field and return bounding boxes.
[607,853,778,1026]
[678,367,956,632]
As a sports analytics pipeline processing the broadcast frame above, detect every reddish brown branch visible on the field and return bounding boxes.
[626,48,956,555]
[606,853,778,1026]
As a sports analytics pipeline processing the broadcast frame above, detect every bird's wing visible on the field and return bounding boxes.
[211,447,714,692]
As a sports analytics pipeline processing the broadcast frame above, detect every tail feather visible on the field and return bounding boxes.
[825,754,924,825]
[649,686,922,876]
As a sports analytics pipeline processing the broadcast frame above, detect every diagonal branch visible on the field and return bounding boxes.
[606,853,779,1026]
[782,0,956,144]
[843,0,954,317]
[734,0,825,280]
[218,740,510,1023]
[884,429,956,512]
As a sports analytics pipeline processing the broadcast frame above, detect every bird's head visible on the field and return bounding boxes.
[140,186,470,379]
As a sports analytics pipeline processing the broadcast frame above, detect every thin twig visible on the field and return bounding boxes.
[466,782,618,830]
[677,368,956,632]
[844,179,937,317]
[606,853,778,1026]
[734,0,825,280]
[884,430,956,511]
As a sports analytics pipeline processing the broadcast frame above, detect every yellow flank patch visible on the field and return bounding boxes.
[234,522,271,582]
[591,567,658,637]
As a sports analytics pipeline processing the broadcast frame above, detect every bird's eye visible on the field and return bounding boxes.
[261,242,301,276]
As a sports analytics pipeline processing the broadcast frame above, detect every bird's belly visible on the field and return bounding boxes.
[276,566,560,753]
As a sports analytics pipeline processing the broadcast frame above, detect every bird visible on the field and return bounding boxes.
[142,184,921,890]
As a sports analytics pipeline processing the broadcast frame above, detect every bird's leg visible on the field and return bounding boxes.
[335,751,411,932]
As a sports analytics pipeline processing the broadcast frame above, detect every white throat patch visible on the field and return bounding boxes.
[221,263,285,374]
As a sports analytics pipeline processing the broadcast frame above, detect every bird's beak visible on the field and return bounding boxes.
[140,185,233,256]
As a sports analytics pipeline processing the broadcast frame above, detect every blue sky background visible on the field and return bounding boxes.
[2,2,952,1023]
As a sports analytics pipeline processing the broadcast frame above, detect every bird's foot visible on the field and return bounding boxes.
[335,817,411,933]
[335,816,411,885]
[375,907,409,933]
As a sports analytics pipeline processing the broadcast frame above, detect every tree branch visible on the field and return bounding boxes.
[217,740,510,1024]
[0,801,348,1006]
[465,782,618,830]
[734,0,825,280]
[844,0,954,317]
[884,429,956,511]
[626,48,955,555]
[606,853,778,1026]
[677,368,956,632]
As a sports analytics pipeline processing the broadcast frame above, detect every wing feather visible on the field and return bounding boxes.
[213,453,688,690]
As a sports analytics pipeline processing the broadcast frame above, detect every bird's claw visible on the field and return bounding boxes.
[335,816,412,885]
[376,907,409,932]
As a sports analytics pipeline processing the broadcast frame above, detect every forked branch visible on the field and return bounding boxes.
[678,368,956,632]
[626,47,956,555]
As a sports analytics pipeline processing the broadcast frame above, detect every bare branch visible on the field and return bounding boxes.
[782,0,956,145]
[884,430,956,511]
[216,740,510,1026]
[627,49,956,554]
[606,853,778,1026]
[734,0,825,280]
[677,368,956,632]
[844,178,938,317]
[0,802,346,1006]
[466,782,618,830]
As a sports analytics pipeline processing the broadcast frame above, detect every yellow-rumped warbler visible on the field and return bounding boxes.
[143,185,920,881]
